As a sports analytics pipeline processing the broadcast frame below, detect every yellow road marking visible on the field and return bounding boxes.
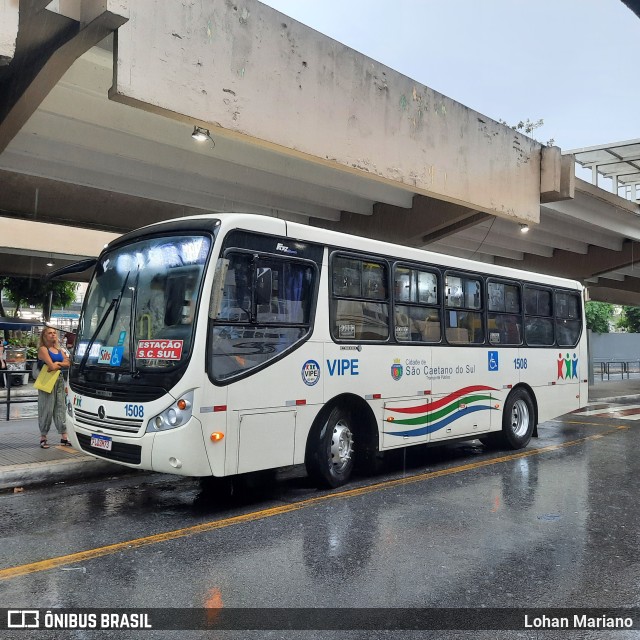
[550,419,624,426]
[0,425,627,581]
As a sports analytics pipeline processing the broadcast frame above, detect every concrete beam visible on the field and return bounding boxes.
[0,216,119,260]
[428,236,524,261]
[593,277,640,293]
[587,285,640,306]
[0,0,19,66]
[540,148,575,203]
[546,179,640,240]
[495,240,640,281]
[81,0,128,26]
[111,0,542,224]
[540,207,623,251]
[454,226,555,258]
[0,0,128,152]
[490,217,589,254]
[310,195,484,247]
[421,212,492,244]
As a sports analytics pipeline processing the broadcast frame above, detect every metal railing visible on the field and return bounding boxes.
[593,359,640,381]
[0,360,38,421]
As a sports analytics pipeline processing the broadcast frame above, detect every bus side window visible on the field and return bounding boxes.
[445,273,483,344]
[393,266,439,343]
[331,255,389,342]
[524,286,554,346]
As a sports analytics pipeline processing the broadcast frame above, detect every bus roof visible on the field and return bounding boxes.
[110,212,583,291]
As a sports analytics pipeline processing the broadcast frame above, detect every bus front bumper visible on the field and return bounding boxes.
[71,417,213,477]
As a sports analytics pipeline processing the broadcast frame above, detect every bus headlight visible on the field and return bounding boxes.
[147,391,194,432]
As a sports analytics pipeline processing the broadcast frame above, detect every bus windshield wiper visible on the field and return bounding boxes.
[129,271,140,377]
[109,272,130,336]
[77,296,120,376]
[78,272,132,375]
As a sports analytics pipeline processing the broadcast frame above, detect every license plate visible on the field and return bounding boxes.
[90,434,112,451]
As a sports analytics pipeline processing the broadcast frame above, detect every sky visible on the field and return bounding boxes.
[259,0,639,153]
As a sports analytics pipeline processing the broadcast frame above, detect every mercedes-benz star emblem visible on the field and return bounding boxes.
[98,406,106,420]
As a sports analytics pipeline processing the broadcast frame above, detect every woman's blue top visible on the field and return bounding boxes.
[48,349,64,363]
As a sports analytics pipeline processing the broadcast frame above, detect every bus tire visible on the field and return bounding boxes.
[497,388,535,450]
[305,406,355,489]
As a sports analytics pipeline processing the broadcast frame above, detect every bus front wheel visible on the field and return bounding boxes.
[305,406,355,489]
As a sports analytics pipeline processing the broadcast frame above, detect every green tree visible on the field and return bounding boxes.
[498,117,555,147]
[585,301,613,333]
[618,306,640,333]
[0,277,77,316]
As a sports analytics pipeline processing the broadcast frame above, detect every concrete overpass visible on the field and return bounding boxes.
[0,0,639,304]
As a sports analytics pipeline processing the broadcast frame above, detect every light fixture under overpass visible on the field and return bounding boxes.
[191,126,215,147]
[520,224,529,233]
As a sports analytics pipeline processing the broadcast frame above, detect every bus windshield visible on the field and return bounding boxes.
[75,234,212,372]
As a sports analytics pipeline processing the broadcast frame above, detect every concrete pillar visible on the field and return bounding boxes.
[0,0,128,152]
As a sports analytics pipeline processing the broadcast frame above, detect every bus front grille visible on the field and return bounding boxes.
[77,433,142,465]
[75,408,143,434]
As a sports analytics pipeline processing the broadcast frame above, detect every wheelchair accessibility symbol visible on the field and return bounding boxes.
[488,351,499,371]
[110,346,124,367]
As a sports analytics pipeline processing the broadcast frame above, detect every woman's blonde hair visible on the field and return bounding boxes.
[38,326,59,349]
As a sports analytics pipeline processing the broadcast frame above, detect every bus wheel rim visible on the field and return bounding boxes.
[511,398,530,438]
[330,420,353,473]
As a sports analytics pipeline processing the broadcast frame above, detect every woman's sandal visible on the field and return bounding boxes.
[39,439,50,449]
[60,439,73,447]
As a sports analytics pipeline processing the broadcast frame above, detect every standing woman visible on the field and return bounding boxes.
[37,326,71,448]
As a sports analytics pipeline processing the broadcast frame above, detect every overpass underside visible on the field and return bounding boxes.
[0,0,639,304]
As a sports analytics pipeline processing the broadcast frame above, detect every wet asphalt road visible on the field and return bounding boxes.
[0,408,639,640]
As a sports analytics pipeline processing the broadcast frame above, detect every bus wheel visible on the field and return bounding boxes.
[305,406,355,489]
[499,389,535,449]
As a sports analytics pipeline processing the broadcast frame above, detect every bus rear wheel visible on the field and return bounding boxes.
[496,388,535,449]
[305,406,355,489]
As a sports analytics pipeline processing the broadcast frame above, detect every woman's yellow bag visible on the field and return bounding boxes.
[34,367,60,393]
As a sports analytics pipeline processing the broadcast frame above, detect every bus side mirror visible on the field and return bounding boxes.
[255,268,272,306]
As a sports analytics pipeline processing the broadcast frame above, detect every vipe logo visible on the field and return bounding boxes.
[301,359,320,386]
[8,610,40,628]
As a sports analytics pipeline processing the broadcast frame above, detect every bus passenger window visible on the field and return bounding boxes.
[524,286,555,346]
[333,257,361,297]
[555,291,582,346]
[487,281,522,346]
[446,276,463,307]
[417,271,437,305]
[411,307,440,342]
[330,255,389,342]
[391,266,440,343]
[394,272,412,303]
[445,273,483,343]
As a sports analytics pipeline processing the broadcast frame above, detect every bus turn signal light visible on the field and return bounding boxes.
[210,432,224,442]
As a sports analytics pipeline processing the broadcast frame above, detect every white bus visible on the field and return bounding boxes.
[65,213,587,488]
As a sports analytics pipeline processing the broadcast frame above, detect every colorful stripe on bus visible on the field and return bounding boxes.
[384,385,498,437]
